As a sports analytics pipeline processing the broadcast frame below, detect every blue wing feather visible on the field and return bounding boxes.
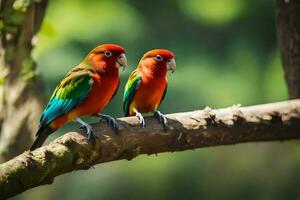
[39,69,93,127]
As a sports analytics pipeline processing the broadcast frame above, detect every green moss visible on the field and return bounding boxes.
[0,20,4,30]
[0,66,6,85]
[13,0,32,12]
[7,12,25,25]
[21,58,34,72]
[21,58,40,81]
[2,10,23,34]
[22,70,39,81]
[3,25,18,34]
[5,46,15,62]
[0,77,4,85]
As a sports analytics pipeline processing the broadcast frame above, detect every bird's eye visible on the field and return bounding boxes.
[155,55,163,61]
[104,51,112,57]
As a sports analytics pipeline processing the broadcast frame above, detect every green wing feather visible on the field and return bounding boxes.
[40,66,94,126]
[123,70,142,116]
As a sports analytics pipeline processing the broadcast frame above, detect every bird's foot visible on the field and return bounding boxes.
[134,109,145,128]
[76,118,96,143]
[96,113,118,134]
[154,110,168,131]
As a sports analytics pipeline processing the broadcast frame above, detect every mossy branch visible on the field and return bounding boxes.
[0,0,47,162]
[0,99,300,198]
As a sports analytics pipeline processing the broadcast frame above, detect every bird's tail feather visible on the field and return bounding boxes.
[30,125,55,151]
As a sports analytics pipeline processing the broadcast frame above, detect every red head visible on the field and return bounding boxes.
[85,44,127,73]
[138,49,176,77]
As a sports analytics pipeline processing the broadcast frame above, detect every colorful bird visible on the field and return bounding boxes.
[30,44,127,150]
[123,49,175,128]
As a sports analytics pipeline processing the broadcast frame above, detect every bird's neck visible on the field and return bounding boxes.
[139,64,167,80]
[99,64,119,76]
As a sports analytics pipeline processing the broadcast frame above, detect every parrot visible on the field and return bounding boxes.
[123,49,176,128]
[30,44,127,151]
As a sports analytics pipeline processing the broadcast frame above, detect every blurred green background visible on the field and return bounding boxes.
[14,0,300,199]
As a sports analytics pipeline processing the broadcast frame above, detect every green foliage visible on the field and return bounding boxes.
[16,0,295,199]
[178,0,246,26]
[33,0,145,58]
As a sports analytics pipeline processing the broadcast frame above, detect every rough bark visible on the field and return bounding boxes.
[0,99,300,198]
[276,0,300,98]
[0,0,48,162]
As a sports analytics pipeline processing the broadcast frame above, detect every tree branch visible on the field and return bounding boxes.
[0,0,48,162]
[276,0,300,98]
[1,99,300,198]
